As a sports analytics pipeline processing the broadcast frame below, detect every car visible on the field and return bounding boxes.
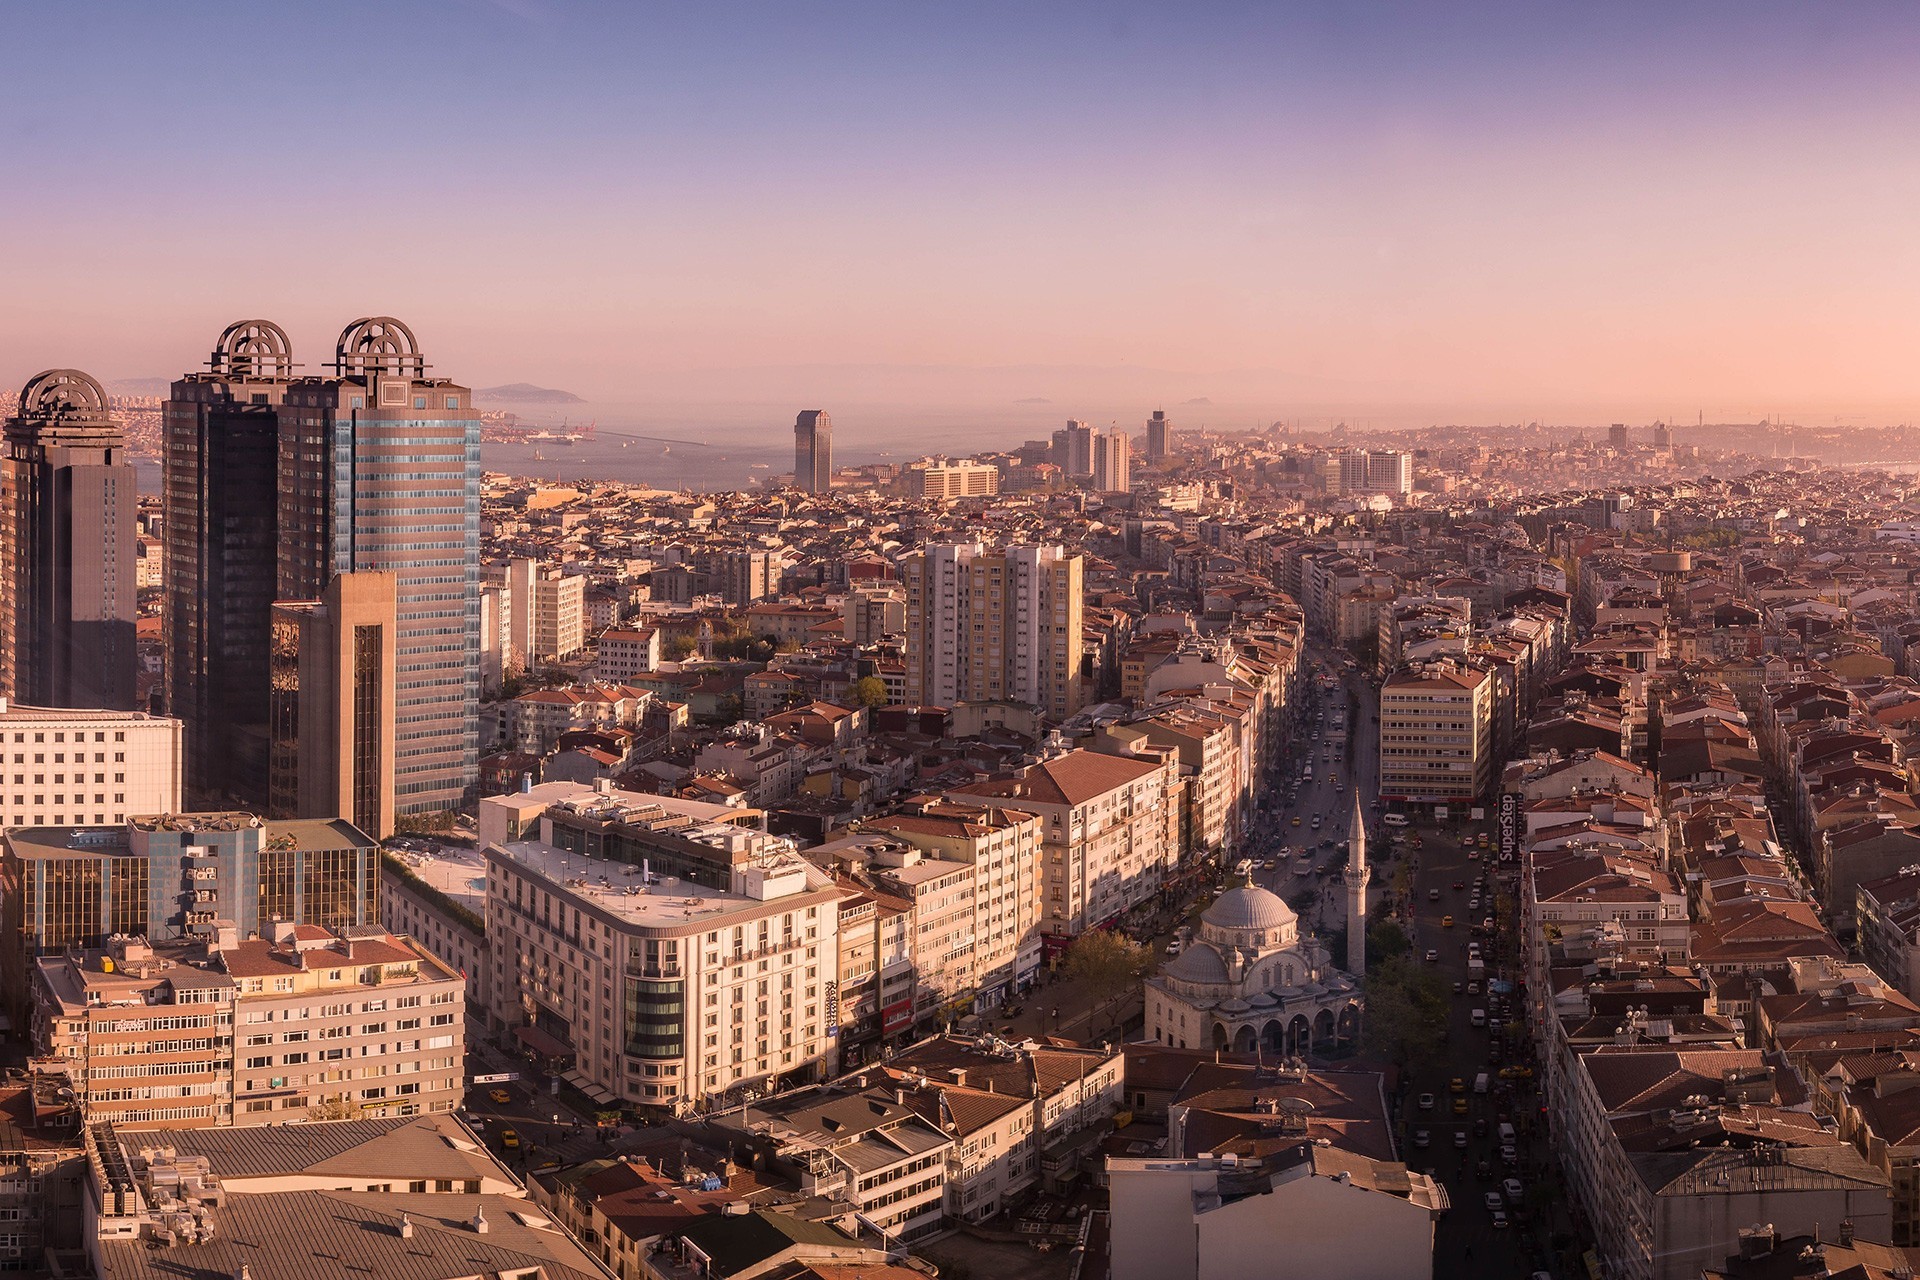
[1503,1177,1524,1202]
[1452,1097,1468,1115]
[1475,1159,1493,1179]
[1264,858,1278,869]
[1165,940,1183,957]
[1500,1065,1535,1081]
[1424,949,1439,963]
[1501,1144,1518,1164]
[1290,816,1301,826]
[1453,1130,1468,1148]
[1473,1118,1489,1137]
[1467,849,1481,861]
[1441,915,1455,928]
[1428,888,1441,901]
[1491,1210,1509,1230]
[1471,1009,1487,1027]
[488,1088,513,1105]
[1450,1077,1467,1094]
[1483,1191,1503,1212]
[1452,880,1466,891]
[500,1128,521,1149]
[1452,981,1464,995]
[1417,1093,1435,1110]
[1413,1129,1431,1148]
[1466,981,1482,995]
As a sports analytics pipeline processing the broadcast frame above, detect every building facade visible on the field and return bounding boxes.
[164,320,295,806]
[1,370,137,712]
[1378,659,1494,805]
[901,543,1085,719]
[0,700,183,830]
[794,409,833,493]
[275,318,480,815]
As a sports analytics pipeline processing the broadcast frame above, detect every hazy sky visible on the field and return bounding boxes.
[6,1,1920,425]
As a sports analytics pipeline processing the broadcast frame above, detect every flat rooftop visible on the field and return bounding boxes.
[387,843,489,914]
[490,839,837,930]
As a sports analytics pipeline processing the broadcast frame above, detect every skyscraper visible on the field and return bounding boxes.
[164,320,296,805]
[1,370,137,710]
[1092,428,1132,493]
[794,409,833,492]
[901,543,1085,718]
[269,571,398,838]
[1050,420,1093,477]
[1608,422,1631,451]
[1145,409,1170,461]
[276,318,480,815]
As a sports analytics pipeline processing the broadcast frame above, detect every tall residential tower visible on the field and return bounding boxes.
[901,543,1085,718]
[1,370,137,710]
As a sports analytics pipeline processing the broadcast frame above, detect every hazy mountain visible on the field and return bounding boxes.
[477,383,586,404]
[106,377,173,397]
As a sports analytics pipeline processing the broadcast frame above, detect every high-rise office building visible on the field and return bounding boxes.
[1608,423,1631,451]
[1,370,137,711]
[276,319,480,814]
[1092,428,1132,493]
[1050,420,1094,477]
[1364,449,1413,496]
[269,571,398,839]
[1145,410,1170,461]
[164,320,296,806]
[794,409,833,492]
[901,543,1085,718]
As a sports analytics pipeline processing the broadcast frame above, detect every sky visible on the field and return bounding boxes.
[6,1,1920,429]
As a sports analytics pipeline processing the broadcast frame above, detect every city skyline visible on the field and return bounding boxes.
[7,3,1920,425]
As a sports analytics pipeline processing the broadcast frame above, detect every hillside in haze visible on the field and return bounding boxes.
[477,383,586,405]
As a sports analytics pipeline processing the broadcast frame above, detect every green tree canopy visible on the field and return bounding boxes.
[852,676,889,708]
[1062,930,1150,1032]
[1359,954,1450,1071]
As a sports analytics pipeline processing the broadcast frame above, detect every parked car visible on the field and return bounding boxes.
[1417,1093,1436,1110]
[1503,1177,1524,1202]
[1413,1129,1431,1148]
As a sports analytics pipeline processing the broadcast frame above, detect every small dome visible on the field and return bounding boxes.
[1162,942,1230,983]
[1204,882,1297,933]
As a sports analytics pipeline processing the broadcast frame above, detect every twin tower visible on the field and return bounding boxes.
[4,318,482,837]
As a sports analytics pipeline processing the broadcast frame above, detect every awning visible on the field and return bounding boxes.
[513,1024,574,1059]
[562,1070,619,1104]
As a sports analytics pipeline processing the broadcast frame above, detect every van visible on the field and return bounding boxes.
[1474,1072,1490,1095]
[1471,1008,1487,1027]
[1497,1122,1516,1146]
[1382,813,1410,827]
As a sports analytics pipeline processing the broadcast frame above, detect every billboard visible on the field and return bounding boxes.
[1498,792,1522,861]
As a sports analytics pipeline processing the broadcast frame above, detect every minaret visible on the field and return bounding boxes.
[1344,788,1370,976]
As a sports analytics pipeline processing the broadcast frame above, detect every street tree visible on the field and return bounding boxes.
[1062,930,1150,1034]
[852,676,889,708]
[1358,955,1449,1071]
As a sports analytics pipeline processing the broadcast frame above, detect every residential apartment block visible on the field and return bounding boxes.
[901,543,1085,719]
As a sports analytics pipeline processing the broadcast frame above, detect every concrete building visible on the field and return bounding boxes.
[0,699,183,830]
[794,409,833,493]
[907,459,999,501]
[510,558,587,666]
[1378,659,1495,806]
[2,814,379,1007]
[222,924,465,1122]
[275,318,480,815]
[485,827,841,1110]
[1145,409,1170,461]
[164,321,295,806]
[596,626,662,682]
[1,370,137,711]
[721,549,780,605]
[842,585,905,646]
[952,748,1179,947]
[1050,420,1094,478]
[267,571,398,839]
[901,543,1086,719]
[381,841,492,1027]
[1107,1147,1444,1280]
[1092,428,1132,493]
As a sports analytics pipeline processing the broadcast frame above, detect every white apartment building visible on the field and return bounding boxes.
[1092,428,1131,493]
[953,748,1179,945]
[223,924,466,1121]
[843,585,905,646]
[1378,659,1494,806]
[596,627,661,682]
[509,558,586,666]
[0,699,182,830]
[909,459,999,501]
[902,543,1085,719]
[486,830,841,1110]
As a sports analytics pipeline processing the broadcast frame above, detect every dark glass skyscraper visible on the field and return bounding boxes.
[275,318,480,815]
[794,409,832,492]
[1,370,137,710]
[164,320,295,805]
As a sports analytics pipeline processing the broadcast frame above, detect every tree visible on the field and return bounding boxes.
[663,633,697,661]
[1062,930,1150,1034]
[310,1093,358,1121]
[1358,955,1449,1071]
[852,676,889,709]
[1366,918,1411,966]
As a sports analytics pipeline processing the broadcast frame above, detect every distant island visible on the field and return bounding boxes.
[1014,396,1052,404]
[477,383,587,404]
[1183,396,1213,406]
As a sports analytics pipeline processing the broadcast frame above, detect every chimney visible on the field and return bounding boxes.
[399,1213,414,1239]
[1840,1218,1855,1247]
[472,1207,490,1235]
